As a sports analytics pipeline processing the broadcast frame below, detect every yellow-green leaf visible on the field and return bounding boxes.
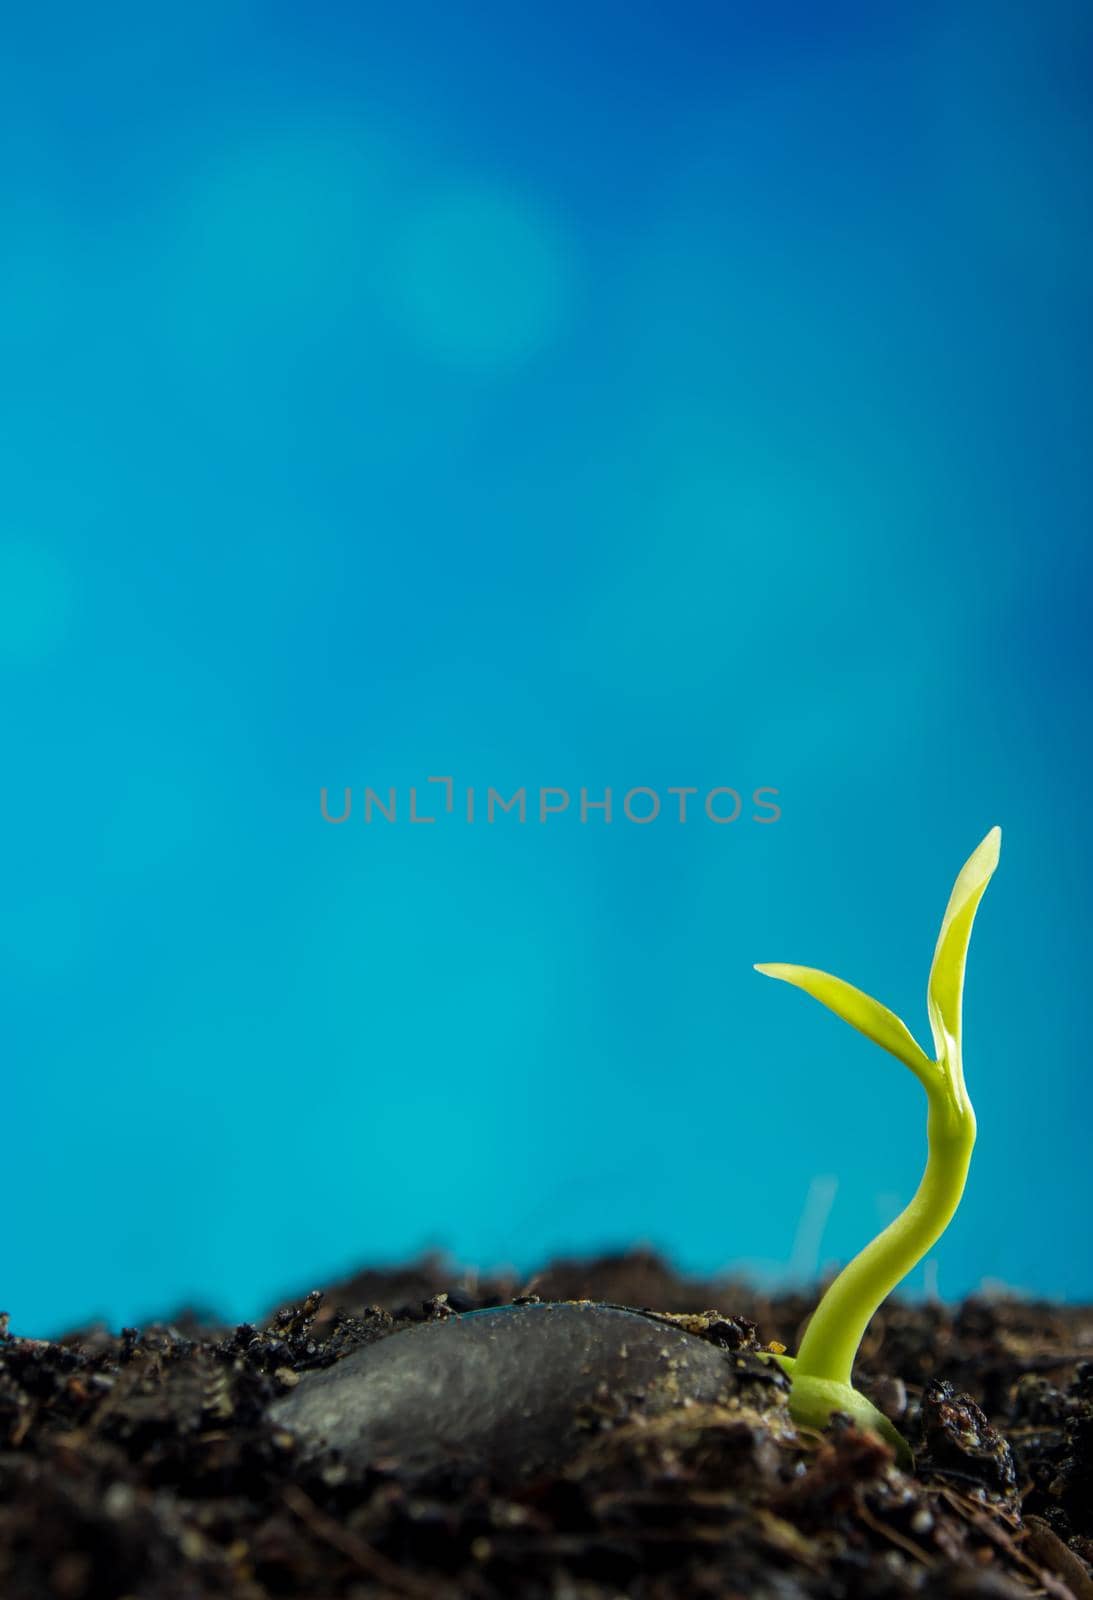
[754,963,934,1086]
[926,826,1001,1063]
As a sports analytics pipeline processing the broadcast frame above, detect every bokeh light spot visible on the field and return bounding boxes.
[168,125,393,372]
[391,184,575,366]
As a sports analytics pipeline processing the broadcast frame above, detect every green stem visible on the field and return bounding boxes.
[792,1081,975,1386]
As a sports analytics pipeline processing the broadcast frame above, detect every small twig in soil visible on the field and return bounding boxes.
[937,1488,1077,1598]
[281,1484,456,1600]
[853,1498,933,1568]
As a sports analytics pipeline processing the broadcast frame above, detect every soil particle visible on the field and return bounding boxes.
[1,1253,1091,1599]
[917,1380,1019,1508]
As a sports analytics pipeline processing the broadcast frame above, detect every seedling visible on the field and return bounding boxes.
[276,827,1002,1485]
[754,827,1001,1466]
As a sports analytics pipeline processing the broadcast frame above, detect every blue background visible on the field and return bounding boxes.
[3,0,1091,1333]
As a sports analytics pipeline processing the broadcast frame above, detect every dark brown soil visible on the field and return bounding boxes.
[2,1251,1091,1600]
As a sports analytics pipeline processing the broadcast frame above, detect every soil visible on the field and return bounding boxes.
[1,1250,1091,1600]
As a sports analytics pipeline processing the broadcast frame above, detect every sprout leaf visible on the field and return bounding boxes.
[754,963,934,1087]
[926,826,1002,1064]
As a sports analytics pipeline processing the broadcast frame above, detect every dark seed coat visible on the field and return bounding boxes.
[268,1300,737,1480]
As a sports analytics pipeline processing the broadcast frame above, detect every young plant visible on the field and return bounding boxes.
[754,826,1001,1466]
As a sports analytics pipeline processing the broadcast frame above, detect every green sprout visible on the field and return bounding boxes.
[754,826,1001,1466]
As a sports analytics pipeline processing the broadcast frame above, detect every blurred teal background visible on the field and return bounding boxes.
[3,1,1091,1332]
